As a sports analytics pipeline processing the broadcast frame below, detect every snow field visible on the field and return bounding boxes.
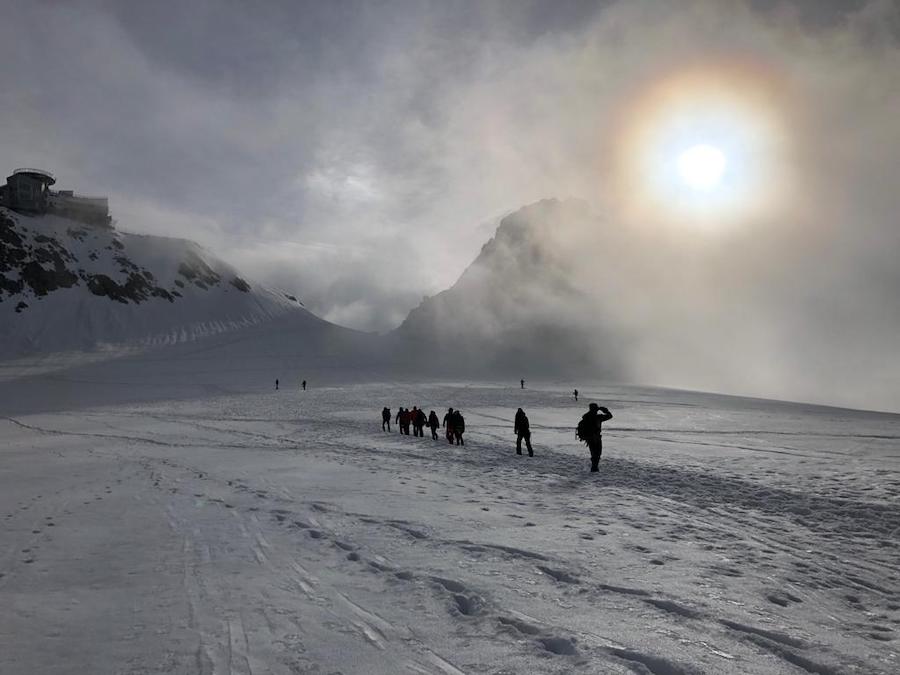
[1,381,898,674]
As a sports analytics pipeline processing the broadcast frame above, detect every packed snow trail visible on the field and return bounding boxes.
[1,382,898,674]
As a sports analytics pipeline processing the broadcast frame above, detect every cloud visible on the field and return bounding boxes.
[1,0,898,408]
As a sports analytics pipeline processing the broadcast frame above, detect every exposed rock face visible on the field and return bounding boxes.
[1,210,178,305]
[0,206,301,354]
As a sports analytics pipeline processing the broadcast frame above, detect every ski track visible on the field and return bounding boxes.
[0,382,898,674]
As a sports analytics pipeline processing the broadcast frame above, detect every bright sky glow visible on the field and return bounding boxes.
[611,62,790,228]
[677,144,726,191]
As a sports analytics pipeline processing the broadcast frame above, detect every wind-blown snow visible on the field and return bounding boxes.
[1,349,897,673]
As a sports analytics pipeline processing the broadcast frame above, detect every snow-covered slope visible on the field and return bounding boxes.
[396,199,629,377]
[0,206,308,354]
[1,378,897,674]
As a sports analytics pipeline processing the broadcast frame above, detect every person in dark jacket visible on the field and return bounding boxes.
[400,408,412,435]
[451,410,465,446]
[443,408,455,444]
[520,378,525,389]
[577,403,613,472]
[382,407,392,432]
[427,410,440,440]
[302,380,307,391]
[514,408,533,456]
[411,406,426,437]
[573,388,578,401]
[275,378,279,390]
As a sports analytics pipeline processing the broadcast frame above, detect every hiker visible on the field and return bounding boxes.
[576,403,613,472]
[451,409,465,446]
[520,378,525,389]
[382,407,391,432]
[301,380,307,391]
[443,408,455,444]
[395,407,405,433]
[573,388,578,402]
[514,408,533,457]
[428,410,440,440]
[411,406,425,437]
[275,378,279,390]
[400,407,412,435]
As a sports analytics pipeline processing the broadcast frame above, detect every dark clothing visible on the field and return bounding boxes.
[514,409,532,456]
[579,408,613,471]
[412,409,427,437]
[588,437,603,472]
[428,412,439,440]
[443,411,455,444]
[275,379,279,390]
[301,380,306,391]
[516,431,533,456]
[514,410,529,433]
[398,409,411,435]
[451,411,465,446]
[573,389,578,401]
[520,379,525,389]
[382,408,391,432]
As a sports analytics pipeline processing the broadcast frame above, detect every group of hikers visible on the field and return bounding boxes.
[384,406,466,445]
[381,397,614,472]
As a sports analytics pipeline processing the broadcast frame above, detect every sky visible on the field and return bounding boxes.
[1,0,898,407]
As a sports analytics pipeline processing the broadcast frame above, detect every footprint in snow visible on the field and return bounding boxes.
[497,616,542,635]
[538,636,579,656]
[537,566,580,584]
[766,590,802,607]
[452,594,485,617]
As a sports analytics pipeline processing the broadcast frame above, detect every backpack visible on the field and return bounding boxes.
[454,412,465,433]
[576,415,592,442]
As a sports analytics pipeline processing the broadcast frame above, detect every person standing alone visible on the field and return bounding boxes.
[576,403,613,472]
[382,407,392,432]
[514,408,533,457]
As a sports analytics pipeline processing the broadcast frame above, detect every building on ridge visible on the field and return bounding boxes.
[0,167,112,228]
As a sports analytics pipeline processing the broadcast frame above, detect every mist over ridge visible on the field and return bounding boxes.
[396,197,900,413]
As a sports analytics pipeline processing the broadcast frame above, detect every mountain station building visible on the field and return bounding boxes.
[0,167,112,228]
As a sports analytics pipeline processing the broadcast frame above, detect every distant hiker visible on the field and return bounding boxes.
[520,379,525,389]
[302,380,307,391]
[411,406,426,437]
[395,407,404,432]
[400,407,412,435]
[443,408,455,444]
[576,403,613,472]
[428,410,440,440]
[382,407,392,432]
[275,379,279,390]
[451,410,465,446]
[573,388,578,402]
[514,408,533,457]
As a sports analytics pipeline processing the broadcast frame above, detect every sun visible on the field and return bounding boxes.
[608,60,794,228]
[677,144,726,191]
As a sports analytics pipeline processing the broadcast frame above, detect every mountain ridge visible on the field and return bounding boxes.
[0,206,311,354]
